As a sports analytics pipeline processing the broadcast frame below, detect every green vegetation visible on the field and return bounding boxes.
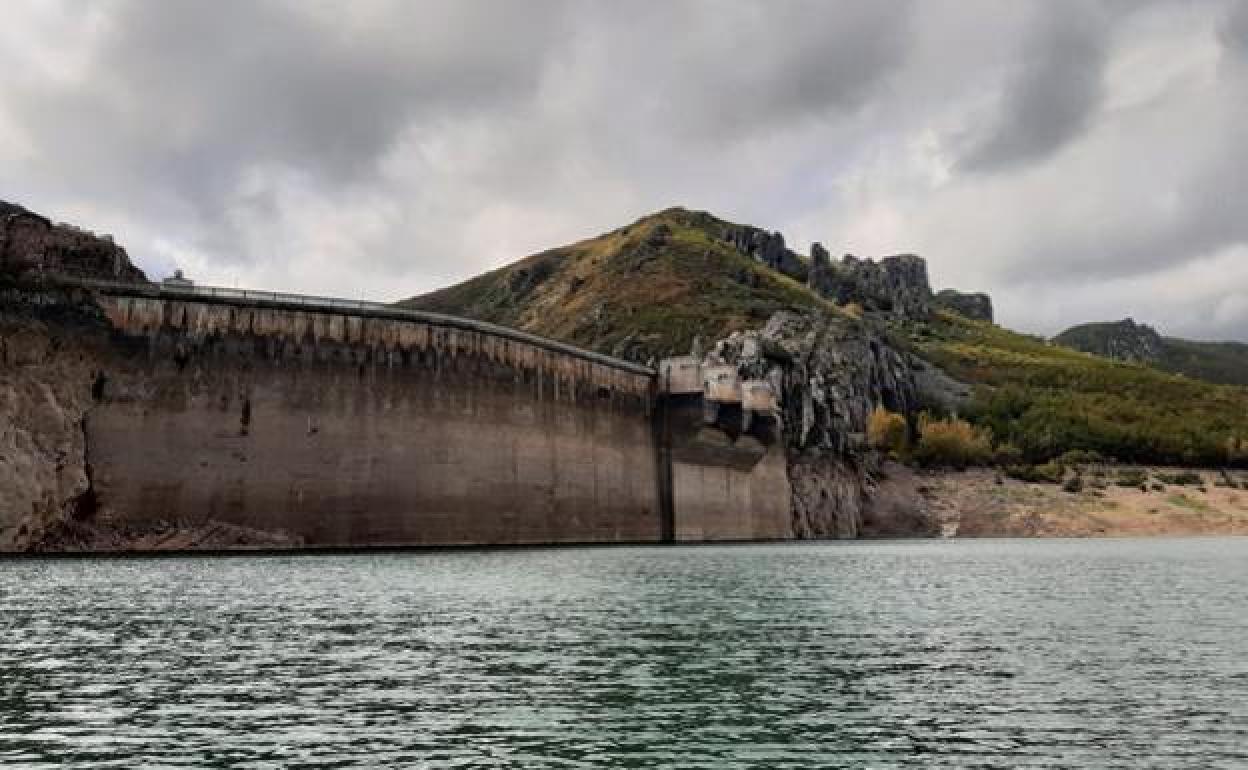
[1155,471,1203,486]
[1004,462,1066,484]
[907,312,1248,467]
[1167,493,1211,512]
[1054,319,1248,386]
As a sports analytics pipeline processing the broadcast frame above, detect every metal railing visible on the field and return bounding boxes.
[54,276,656,377]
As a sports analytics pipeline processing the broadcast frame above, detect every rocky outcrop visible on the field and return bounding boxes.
[720,223,808,282]
[1,288,107,549]
[705,310,939,537]
[1054,318,1164,364]
[935,289,994,322]
[1,200,147,283]
[807,252,933,318]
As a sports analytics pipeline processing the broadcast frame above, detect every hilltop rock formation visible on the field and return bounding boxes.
[935,289,994,323]
[807,250,934,318]
[720,222,808,281]
[1054,318,1164,364]
[1,201,147,284]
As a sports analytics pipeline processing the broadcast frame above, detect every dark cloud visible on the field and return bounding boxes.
[959,3,1112,172]
[2,0,1246,341]
[1222,0,1248,57]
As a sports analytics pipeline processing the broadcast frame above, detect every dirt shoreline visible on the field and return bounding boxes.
[868,462,1248,537]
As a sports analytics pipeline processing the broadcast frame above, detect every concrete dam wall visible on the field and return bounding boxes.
[61,286,791,547]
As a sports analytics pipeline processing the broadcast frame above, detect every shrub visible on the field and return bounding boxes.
[867,406,909,456]
[1062,475,1084,494]
[1156,471,1203,486]
[994,442,1025,467]
[1115,468,1148,488]
[913,414,994,469]
[1006,462,1066,484]
[1057,449,1106,467]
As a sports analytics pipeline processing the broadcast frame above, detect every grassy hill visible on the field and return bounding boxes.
[403,208,832,361]
[1054,319,1248,387]
[405,207,1248,468]
[1155,338,1248,387]
[904,313,1248,466]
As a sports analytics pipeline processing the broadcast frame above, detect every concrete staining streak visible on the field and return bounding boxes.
[35,288,790,549]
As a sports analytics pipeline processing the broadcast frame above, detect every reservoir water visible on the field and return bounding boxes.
[2,538,1246,768]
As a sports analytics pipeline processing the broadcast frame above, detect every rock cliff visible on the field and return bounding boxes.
[703,310,943,537]
[719,222,808,282]
[807,251,933,318]
[1,201,147,283]
[0,290,102,549]
[935,289,994,323]
[1054,318,1164,364]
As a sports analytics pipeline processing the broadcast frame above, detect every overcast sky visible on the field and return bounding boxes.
[3,0,1246,339]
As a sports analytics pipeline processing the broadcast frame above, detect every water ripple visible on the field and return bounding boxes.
[2,539,1247,768]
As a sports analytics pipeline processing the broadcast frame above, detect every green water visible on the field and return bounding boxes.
[2,539,1246,768]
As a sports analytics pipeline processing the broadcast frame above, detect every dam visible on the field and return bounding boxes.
[48,279,792,547]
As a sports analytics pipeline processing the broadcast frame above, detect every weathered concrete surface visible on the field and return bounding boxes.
[671,449,791,541]
[661,395,791,541]
[79,295,662,547]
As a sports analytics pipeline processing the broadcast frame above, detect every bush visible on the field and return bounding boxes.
[994,442,1025,467]
[913,414,994,469]
[1227,437,1248,465]
[1115,468,1148,488]
[1057,449,1106,467]
[1006,462,1066,484]
[1062,475,1084,494]
[867,406,909,456]
[1156,471,1203,486]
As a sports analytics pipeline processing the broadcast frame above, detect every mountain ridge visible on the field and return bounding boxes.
[1054,318,1248,387]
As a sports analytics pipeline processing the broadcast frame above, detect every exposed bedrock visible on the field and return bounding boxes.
[807,251,933,318]
[0,291,104,549]
[720,223,808,282]
[935,289,994,323]
[705,310,950,538]
[1,201,147,284]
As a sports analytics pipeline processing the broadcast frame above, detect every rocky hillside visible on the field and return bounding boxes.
[1,200,148,284]
[405,207,988,361]
[1053,319,1164,363]
[1054,319,1248,387]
